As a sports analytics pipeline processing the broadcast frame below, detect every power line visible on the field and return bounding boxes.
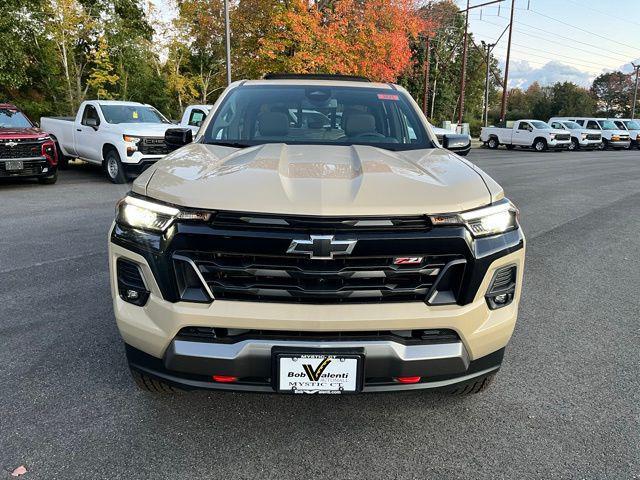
[515,7,640,55]
[474,16,633,63]
[564,0,640,29]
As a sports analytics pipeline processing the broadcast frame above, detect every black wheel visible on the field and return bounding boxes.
[602,139,610,150]
[130,368,181,393]
[104,148,127,184]
[487,137,499,149]
[448,373,495,395]
[597,141,605,150]
[54,142,70,170]
[38,171,58,185]
[533,138,547,152]
[569,138,579,151]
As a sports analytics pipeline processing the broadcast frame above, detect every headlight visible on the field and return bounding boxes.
[581,133,587,140]
[429,199,519,238]
[549,133,556,139]
[115,195,211,233]
[123,135,141,144]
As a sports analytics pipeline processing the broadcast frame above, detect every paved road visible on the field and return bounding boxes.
[1,149,639,479]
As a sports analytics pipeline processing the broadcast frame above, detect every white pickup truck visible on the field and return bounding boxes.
[548,119,602,151]
[480,120,571,152]
[611,118,640,149]
[179,105,212,134]
[41,100,175,183]
[551,117,630,150]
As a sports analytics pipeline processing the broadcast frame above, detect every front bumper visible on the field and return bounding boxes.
[549,140,571,149]
[0,158,56,178]
[607,140,631,148]
[126,342,504,392]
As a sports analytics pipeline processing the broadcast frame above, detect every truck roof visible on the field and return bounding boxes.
[90,100,147,106]
[0,103,19,109]
[240,78,395,90]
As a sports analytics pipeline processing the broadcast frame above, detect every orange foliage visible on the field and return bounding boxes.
[258,0,434,82]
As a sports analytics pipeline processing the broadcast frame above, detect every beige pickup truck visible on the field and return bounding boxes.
[109,74,525,395]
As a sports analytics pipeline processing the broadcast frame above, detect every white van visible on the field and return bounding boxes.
[610,118,640,149]
[550,117,630,150]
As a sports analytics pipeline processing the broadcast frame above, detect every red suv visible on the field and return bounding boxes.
[0,104,58,184]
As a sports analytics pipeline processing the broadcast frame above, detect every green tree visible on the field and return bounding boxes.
[551,81,595,117]
[591,71,633,117]
[87,38,119,99]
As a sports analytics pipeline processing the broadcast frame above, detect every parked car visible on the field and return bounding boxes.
[41,100,174,183]
[0,103,58,184]
[547,119,602,151]
[611,118,640,149]
[431,125,471,156]
[179,104,212,134]
[109,74,525,395]
[552,117,630,150]
[480,120,571,151]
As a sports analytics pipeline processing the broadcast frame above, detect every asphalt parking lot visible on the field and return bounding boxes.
[1,148,639,479]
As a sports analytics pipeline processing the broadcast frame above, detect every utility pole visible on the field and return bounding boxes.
[499,0,515,123]
[482,41,496,127]
[224,0,231,85]
[632,62,640,119]
[457,0,470,128]
[457,0,505,127]
[422,35,431,115]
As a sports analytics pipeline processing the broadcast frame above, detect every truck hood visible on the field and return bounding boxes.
[0,127,48,140]
[137,143,496,216]
[111,123,175,137]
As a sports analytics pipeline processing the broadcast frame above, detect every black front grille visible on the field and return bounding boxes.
[555,134,570,141]
[0,159,45,177]
[138,137,169,155]
[0,141,43,159]
[176,326,461,345]
[586,134,601,141]
[177,251,464,304]
[210,212,431,232]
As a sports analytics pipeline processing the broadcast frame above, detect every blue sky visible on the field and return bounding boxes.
[454,0,640,88]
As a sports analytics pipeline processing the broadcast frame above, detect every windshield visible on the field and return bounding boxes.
[563,121,581,129]
[0,108,32,128]
[531,121,552,129]
[599,120,618,130]
[202,85,433,151]
[624,120,640,130]
[100,105,170,124]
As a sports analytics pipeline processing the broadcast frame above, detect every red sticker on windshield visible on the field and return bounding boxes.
[377,93,399,101]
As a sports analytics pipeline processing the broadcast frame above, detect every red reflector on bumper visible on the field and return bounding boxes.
[212,375,238,383]
[395,376,421,384]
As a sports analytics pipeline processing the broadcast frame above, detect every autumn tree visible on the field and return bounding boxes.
[87,38,119,99]
[257,0,426,82]
[591,71,633,117]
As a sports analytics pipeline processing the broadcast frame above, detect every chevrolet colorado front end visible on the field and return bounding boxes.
[109,75,525,395]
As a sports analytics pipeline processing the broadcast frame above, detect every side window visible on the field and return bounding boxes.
[586,121,600,130]
[575,120,584,126]
[518,122,531,131]
[614,121,625,130]
[81,105,100,127]
[551,122,562,129]
[188,109,206,127]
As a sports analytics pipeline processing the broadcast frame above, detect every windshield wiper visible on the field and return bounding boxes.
[206,141,250,148]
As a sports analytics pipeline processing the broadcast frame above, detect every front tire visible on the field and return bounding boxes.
[569,138,579,151]
[487,137,499,149]
[448,373,496,395]
[105,149,127,184]
[534,138,547,152]
[130,368,181,393]
[38,171,58,185]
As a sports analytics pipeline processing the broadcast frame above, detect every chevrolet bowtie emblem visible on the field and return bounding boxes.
[5,141,18,147]
[287,235,357,260]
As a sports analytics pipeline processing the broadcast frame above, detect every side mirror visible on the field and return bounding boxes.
[165,128,193,151]
[85,117,99,129]
[442,133,471,155]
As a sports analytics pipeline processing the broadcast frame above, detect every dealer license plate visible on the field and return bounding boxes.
[277,353,362,394]
[5,160,23,171]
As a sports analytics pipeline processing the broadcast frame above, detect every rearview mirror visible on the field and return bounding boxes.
[442,134,471,156]
[165,128,193,151]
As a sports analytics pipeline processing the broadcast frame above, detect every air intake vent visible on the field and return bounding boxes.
[117,258,150,306]
[485,265,517,309]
